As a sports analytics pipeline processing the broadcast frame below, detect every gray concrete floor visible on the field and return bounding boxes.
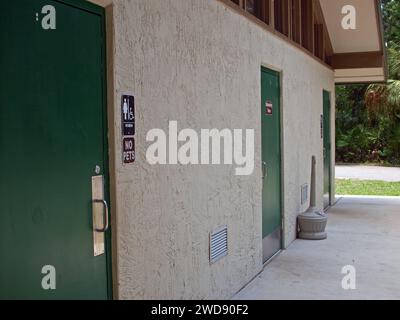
[336,165,400,182]
[234,196,400,300]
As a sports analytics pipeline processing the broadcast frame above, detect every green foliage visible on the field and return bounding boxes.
[336,179,400,196]
[366,46,400,119]
[336,85,377,163]
[336,92,400,165]
[382,0,400,46]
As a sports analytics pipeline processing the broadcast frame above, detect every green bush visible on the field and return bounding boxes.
[336,85,400,165]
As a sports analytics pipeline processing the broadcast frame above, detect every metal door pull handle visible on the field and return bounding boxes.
[262,162,268,179]
[93,199,109,232]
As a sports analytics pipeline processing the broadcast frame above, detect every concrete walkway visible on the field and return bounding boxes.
[336,165,400,182]
[234,196,400,300]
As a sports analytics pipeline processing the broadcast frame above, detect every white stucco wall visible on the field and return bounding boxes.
[105,0,335,299]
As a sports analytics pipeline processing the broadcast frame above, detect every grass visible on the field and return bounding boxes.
[336,179,400,196]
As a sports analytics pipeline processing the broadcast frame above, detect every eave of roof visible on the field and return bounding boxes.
[320,0,388,84]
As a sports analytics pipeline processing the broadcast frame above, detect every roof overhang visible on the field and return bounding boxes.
[319,0,387,84]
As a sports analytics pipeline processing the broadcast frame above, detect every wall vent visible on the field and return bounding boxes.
[301,183,309,205]
[210,225,228,264]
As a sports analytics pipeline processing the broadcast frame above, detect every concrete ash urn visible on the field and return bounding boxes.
[298,156,328,240]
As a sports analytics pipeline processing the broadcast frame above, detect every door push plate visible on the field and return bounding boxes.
[92,175,105,257]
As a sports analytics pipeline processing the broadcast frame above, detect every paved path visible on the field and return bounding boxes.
[336,165,400,182]
[234,196,400,300]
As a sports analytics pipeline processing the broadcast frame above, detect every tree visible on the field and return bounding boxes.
[382,0,400,46]
[365,46,400,119]
[365,0,400,118]
[364,44,400,165]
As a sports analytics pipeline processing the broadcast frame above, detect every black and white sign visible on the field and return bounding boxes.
[121,95,135,136]
[123,137,135,164]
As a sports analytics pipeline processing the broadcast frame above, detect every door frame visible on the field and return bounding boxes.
[260,65,284,261]
[54,0,113,299]
[323,90,332,208]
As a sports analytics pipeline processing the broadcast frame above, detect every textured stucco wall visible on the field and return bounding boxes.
[106,0,335,299]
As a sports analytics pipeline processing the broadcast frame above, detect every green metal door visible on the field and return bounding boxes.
[323,91,331,208]
[0,0,110,299]
[261,68,282,263]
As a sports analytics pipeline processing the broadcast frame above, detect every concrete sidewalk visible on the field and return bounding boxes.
[234,196,400,300]
[336,165,400,182]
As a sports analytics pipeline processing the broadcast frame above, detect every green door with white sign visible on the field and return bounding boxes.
[261,68,282,263]
[323,91,331,208]
[0,0,111,299]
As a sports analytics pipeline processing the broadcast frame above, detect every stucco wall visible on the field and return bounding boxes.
[107,0,335,299]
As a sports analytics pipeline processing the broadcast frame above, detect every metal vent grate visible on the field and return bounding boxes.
[210,225,228,264]
[301,183,309,205]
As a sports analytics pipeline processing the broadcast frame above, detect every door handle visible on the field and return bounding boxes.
[93,199,109,232]
[262,162,267,179]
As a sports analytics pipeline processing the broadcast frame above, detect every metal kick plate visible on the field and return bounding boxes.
[262,228,281,263]
[92,175,105,256]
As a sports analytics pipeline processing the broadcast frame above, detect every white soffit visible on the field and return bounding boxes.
[319,0,381,53]
[335,68,385,83]
[335,68,384,77]
[336,76,385,83]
